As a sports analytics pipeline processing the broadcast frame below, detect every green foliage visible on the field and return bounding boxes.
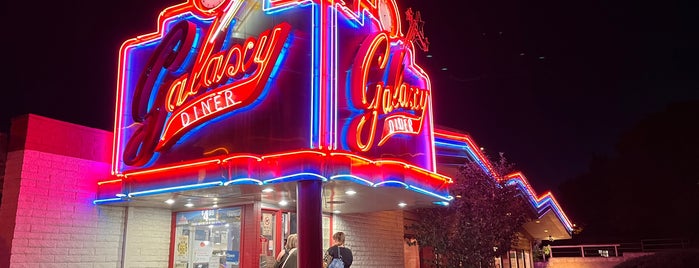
[410,156,535,268]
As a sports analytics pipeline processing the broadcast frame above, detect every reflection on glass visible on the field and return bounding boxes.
[174,207,242,268]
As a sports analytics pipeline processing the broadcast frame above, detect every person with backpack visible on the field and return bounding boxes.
[323,232,353,268]
[275,234,298,268]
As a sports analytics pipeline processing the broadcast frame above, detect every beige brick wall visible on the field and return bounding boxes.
[332,210,406,268]
[123,207,172,267]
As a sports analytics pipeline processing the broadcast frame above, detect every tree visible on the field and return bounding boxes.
[410,156,535,268]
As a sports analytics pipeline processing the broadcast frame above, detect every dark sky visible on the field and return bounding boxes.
[1,0,697,193]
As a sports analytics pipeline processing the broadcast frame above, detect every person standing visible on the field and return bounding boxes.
[275,234,298,268]
[324,232,353,268]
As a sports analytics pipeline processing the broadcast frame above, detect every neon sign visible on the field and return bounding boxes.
[348,31,430,152]
[112,0,444,193]
[123,15,291,166]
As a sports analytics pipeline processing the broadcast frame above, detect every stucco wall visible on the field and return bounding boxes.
[333,210,406,267]
[534,253,654,268]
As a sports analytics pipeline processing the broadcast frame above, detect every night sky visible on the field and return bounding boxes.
[1,0,697,193]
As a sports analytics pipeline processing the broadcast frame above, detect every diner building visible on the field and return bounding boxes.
[0,0,573,267]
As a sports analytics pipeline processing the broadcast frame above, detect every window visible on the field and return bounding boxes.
[173,207,242,268]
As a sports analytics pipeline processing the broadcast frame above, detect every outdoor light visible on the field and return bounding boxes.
[345,190,356,195]
[165,199,175,205]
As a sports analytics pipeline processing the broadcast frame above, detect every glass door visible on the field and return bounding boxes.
[173,207,242,268]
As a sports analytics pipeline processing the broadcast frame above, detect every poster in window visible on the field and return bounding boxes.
[195,241,214,263]
[177,235,189,258]
[262,213,273,236]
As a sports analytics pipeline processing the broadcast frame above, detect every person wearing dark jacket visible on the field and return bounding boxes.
[323,232,353,268]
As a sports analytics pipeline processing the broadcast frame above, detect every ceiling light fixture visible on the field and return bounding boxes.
[345,190,356,195]
[398,202,407,208]
[279,200,288,206]
[262,187,274,193]
[165,199,175,205]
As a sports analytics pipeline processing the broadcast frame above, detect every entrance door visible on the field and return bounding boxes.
[260,210,297,268]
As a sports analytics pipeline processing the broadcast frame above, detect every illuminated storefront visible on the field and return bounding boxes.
[0,0,573,267]
[104,0,451,267]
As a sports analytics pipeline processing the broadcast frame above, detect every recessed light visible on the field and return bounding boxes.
[345,190,356,195]
[165,199,175,205]
[535,220,541,224]
[279,200,288,206]
[544,229,549,233]
[212,204,218,208]
[333,210,341,214]
[262,187,274,193]
[185,203,194,208]
[398,202,407,208]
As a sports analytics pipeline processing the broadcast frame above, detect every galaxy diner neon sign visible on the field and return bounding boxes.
[123,12,291,166]
[348,31,430,152]
[117,0,436,170]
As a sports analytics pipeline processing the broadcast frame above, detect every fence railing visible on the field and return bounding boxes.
[549,244,620,258]
[544,238,692,259]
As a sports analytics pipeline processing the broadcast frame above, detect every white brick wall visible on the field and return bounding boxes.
[8,150,125,268]
[123,207,172,268]
[333,210,406,268]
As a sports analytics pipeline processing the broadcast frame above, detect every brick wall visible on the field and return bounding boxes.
[0,114,128,267]
[123,207,172,267]
[333,210,406,267]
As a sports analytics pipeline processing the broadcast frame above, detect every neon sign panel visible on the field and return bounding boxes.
[122,3,292,166]
[348,31,430,152]
[114,0,440,178]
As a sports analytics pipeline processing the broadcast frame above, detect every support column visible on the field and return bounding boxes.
[297,179,323,268]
